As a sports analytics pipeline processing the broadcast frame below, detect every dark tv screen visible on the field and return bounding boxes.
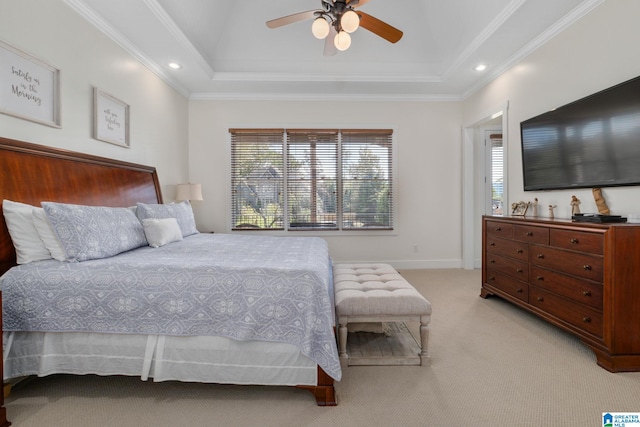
[520,75,640,191]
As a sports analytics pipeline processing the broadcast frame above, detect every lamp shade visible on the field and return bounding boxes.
[312,17,330,39]
[176,183,203,201]
[341,10,359,33]
[334,31,351,51]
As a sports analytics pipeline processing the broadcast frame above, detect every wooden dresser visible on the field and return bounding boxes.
[481,215,640,372]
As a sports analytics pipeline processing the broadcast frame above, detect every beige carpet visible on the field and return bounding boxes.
[5,269,640,427]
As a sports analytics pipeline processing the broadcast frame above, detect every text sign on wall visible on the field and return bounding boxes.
[0,40,60,128]
[93,88,130,148]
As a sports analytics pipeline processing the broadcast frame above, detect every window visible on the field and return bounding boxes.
[230,128,394,231]
[489,133,504,215]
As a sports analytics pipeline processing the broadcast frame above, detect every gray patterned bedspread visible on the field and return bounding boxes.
[1,234,341,380]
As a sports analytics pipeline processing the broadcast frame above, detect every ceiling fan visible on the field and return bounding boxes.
[266,0,403,56]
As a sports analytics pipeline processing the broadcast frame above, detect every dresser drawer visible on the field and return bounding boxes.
[530,245,603,282]
[550,229,603,255]
[485,271,528,302]
[486,253,528,281]
[530,266,603,310]
[513,224,549,245]
[486,236,528,261]
[486,221,513,238]
[529,287,603,338]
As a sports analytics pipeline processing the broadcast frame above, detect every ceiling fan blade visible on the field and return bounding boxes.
[357,11,403,43]
[324,26,338,56]
[266,10,316,29]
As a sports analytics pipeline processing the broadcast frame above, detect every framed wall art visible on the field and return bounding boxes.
[0,39,61,128]
[93,87,130,148]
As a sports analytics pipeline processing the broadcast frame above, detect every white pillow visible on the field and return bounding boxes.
[142,218,183,248]
[2,200,51,264]
[136,201,199,237]
[31,207,69,262]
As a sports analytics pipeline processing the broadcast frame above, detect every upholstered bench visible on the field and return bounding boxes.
[333,263,432,366]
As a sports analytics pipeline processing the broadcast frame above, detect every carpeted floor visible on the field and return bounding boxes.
[5,269,640,426]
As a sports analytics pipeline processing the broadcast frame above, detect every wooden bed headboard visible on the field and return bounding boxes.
[0,136,163,275]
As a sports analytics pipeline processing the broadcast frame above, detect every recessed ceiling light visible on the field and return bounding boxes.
[474,64,487,71]
[168,62,182,70]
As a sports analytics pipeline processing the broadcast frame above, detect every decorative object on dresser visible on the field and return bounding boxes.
[570,195,581,215]
[510,201,529,217]
[481,215,640,372]
[592,188,610,215]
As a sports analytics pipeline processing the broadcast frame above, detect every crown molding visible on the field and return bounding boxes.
[64,0,190,98]
[461,0,606,99]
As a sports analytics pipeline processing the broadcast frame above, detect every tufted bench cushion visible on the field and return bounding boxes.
[334,263,432,366]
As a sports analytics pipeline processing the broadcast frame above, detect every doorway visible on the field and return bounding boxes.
[462,102,509,269]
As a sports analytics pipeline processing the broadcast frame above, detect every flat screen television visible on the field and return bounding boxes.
[520,75,640,191]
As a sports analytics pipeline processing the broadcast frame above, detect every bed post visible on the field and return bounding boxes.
[297,366,337,406]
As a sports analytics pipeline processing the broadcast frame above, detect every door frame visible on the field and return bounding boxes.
[462,101,509,270]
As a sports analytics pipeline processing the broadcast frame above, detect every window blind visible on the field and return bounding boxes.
[341,129,393,229]
[230,129,284,230]
[229,128,394,231]
[490,134,504,216]
[286,129,339,230]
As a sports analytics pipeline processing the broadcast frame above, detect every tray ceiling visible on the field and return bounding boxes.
[66,0,603,100]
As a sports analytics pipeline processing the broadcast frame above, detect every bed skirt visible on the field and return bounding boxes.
[3,331,318,386]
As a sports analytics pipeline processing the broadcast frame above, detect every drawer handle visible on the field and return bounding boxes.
[490,259,496,264]
[526,231,533,236]
[490,242,495,246]
[583,290,591,297]
[536,276,544,281]
[488,276,495,281]
[571,238,579,244]
[537,297,544,302]
[516,249,523,254]
[495,227,502,231]
[516,268,523,273]
[583,317,591,323]
[583,265,592,271]
[537,254,544,259]
[516,288,523,294]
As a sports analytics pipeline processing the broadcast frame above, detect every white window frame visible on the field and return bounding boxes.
[229,128,397,235]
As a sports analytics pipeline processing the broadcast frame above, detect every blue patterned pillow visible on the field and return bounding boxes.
[136,201,198,237]
[42,202,148,262]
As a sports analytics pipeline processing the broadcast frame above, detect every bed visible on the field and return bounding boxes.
[0,137,340,415]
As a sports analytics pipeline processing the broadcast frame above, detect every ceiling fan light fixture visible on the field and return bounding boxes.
[311,17,330,39]
[341,10,359,33]
[334,30,351,51]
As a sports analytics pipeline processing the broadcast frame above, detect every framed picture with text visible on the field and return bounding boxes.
[0,39,61,128]
[93,87,130,148]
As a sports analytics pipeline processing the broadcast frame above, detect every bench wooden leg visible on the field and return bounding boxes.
[419,315,431,366]
[338,318,348,359]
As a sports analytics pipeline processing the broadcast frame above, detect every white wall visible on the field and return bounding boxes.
[463,0,640,219]
[188,100,462,268]
[0,0,189,199]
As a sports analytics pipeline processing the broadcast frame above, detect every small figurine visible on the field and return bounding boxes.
[570,195,581,215]
[548,205,557,219]
[531,198,539,217]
